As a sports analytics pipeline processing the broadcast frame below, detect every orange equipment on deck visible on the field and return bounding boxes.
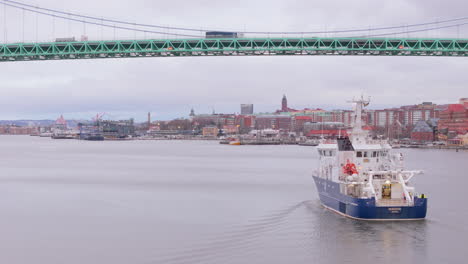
[343,160,358,175]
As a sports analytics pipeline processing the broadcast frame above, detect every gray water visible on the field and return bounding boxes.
[0,136,466,264]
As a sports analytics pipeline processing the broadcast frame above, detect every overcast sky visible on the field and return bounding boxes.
[0,0,467,121]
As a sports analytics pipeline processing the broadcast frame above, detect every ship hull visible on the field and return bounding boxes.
[313,176,427,220]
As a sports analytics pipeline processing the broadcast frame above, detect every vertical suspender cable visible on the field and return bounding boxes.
[22,7,24,42]
[83,18,86,39]
[52,13,55,41]
[67,13,71,36]
[35,6,38,42]
[3,2,7,43]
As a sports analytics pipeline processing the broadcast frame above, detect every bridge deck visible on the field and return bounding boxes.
[2,37,468,62]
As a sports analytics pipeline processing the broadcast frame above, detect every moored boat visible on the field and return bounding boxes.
[39,132,53,137]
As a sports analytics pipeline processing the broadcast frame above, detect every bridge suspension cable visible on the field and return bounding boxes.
[2,0,468,36]
[0,1,201,37]
[355,21,468,38]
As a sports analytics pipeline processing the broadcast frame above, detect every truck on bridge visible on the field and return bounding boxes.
[205,31,243,38]
[55,37,76,42]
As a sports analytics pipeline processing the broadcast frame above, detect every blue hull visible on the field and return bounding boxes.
[312,176,427,220]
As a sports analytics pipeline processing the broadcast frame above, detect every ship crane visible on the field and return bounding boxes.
[93,112,106,122]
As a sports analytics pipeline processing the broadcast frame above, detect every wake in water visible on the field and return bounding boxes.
[145,200,316,264]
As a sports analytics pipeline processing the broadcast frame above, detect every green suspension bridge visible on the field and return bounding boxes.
[3,0,468,62]
[2,37,468,62]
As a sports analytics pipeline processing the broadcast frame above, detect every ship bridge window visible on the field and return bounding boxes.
[356,151,362,157]
[319,150,335,156]
[372,151,378,157]
[380,151,388,157]
[321,150,335,157]
[363,151,369,158]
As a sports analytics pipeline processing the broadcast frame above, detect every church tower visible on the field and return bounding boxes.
[281,94,288,112]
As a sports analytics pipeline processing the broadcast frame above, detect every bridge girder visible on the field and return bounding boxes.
[1,37,468,62]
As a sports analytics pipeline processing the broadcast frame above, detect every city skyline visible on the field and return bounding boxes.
[0,94,458,122]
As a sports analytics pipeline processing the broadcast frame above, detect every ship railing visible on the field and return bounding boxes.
[366,170,423,182]
[397,173,414,205]
[367,173,378,199]
[367,170,423,206]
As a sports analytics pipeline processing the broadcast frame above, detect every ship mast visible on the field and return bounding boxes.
[348,96,370,143]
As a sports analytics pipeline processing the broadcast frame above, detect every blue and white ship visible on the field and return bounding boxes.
[312,97,427,220]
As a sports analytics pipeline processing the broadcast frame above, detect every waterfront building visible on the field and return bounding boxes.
[400,102,443,127]
[367,102,443,139]
[235,115,254,133]
[55,115,67,130]
[303,122,347,138]
[255,115,292,130]
[291,110,353,132]
[459,133,468,146]
[240,104,254,115]
[202,126,218,137]
[222,125,239,134]
[166,119,192,131]
[192,114,218,128]
[192,114,236,129]
[293,115,312,132]
[438,99,468,136]
[0,125,38,135]
[411,120,435,142]
[98,119,135,139]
